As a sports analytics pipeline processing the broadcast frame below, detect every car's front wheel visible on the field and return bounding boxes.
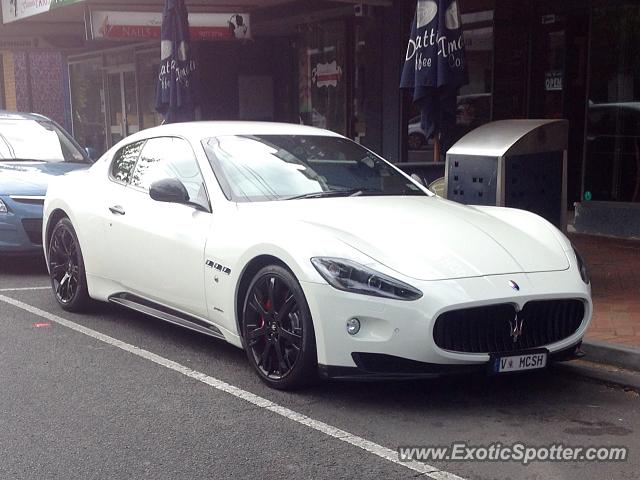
[48,217,89,312]
[241,265,317,390]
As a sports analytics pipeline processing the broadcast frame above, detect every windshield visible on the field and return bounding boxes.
[202,135,426,202]
[0,119,87,163]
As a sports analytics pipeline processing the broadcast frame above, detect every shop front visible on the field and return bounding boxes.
[397,0,639,229]
[253,1,393,157]
[61,1,395,160]
[493,0,640,234]
[67,7,270,156]
[1,0,639,236]
[69,45,170,156]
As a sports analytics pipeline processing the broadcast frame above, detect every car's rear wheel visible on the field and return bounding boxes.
[241,265,317,390]
[48,218,89,312]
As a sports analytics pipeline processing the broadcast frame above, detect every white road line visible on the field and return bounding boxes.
[0,294,465,480]
[0,286,50,292]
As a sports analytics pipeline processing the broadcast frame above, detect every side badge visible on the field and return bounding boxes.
[206,259,231,275]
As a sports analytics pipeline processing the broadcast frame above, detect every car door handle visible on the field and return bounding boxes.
[109,205,126,215]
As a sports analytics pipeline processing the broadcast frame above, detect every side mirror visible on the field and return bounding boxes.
[149,178,189,204]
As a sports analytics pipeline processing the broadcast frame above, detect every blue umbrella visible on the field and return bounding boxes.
[156,0,198,123]
[401,0,467,159]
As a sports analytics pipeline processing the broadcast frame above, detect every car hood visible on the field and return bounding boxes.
[0,161,88,195]
[241,196,569,281]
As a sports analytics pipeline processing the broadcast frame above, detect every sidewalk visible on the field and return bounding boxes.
[569,233,640,348]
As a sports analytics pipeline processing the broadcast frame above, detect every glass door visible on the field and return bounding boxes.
[298,21,347,136]
[107,68,139,146]
[584,5,640,203]
[529,15,566,119]
[529,5,589,205]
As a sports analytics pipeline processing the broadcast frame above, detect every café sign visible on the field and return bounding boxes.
[88,11,251,41]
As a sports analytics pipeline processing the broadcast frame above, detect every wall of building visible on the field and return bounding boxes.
[0,49,69,129]
[1,51,18,111]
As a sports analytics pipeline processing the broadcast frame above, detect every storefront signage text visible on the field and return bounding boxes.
[312,61,342,88]
[405,28,465,70]
[1,0,82,24]
[403,0,466,73]
[0,37,53,49]
[159,58,197,91]
[89,11,251,41]
[545,71,563,91]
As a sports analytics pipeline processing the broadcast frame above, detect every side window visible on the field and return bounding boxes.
[110,141,145,184]
[130,137,207,206]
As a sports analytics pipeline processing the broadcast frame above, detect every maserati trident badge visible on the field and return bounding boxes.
[508,280,520,291]
[509,311,525,342]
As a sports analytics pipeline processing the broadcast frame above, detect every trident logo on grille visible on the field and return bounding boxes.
[509,310,525,342]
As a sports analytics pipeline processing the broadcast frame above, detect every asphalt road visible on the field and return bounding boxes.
[1,256,638,480]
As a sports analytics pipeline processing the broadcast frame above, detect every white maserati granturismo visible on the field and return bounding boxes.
[43,122,592,389]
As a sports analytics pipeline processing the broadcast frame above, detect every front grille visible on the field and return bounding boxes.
[433,299,585,354]
[21,218,43,245]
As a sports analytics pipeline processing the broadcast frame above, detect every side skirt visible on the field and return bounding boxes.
[108,292,225,340]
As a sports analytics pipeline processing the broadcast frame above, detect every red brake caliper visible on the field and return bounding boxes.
[259,299,272,328]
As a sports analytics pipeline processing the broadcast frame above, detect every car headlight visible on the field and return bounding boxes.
[311,257,423,301]
[0,198,7,214]
[573,247,590,285]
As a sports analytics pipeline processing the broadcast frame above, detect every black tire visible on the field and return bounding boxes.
[47,217,89,312]
[408,132,425,150]
[241,265,318,390]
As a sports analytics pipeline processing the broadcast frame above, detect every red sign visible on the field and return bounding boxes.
[89,11,251,41]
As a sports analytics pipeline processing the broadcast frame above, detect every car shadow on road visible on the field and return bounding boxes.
[0,255,48,275]
[108,300,598,413]
[308,367,622,420]
[39,293,625,419]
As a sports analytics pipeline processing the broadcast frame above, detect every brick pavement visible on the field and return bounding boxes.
[569,233,640,348]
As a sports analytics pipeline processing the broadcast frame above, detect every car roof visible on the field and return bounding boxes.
[0,110,52,122]
[122,121,343,145]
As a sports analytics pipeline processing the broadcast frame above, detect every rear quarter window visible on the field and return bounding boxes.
[110,141,145,184]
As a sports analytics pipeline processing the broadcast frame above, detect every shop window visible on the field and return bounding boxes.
[69,58,107,157]
[584,6,640,203]
[404,6,494,162]
[137,50,164,130]
[298,21,347,136]
[352,15,383,150]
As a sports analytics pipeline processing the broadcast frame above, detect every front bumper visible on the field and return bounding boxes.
[319,343,583,380]
[0,196,44,254]
[300,268,592,374]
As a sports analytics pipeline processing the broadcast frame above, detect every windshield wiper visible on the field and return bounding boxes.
[281,188,375,201]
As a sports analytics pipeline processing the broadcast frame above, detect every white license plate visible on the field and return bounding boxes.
[494,352,547,373]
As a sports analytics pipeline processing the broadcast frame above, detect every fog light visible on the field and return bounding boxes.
[346,317,361,335]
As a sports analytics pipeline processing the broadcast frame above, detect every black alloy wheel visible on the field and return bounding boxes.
[242,265,317,390]
[48,218,89,312]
